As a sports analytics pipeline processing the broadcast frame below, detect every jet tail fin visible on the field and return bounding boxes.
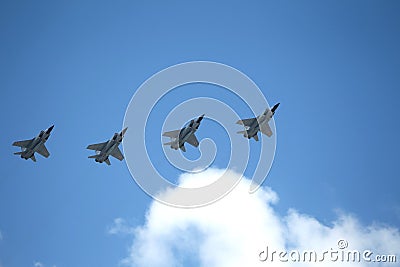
[163,141,173,146]
[237,130,259,141]
[14,151,23,155]
[163,141,179,150]
[180,145,186,152]
[105,158,111,165]
[30,155,36,162]
[88,155,98,159]
[237,130,248,138]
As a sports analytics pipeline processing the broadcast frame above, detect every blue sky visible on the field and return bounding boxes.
[0,1,399,266]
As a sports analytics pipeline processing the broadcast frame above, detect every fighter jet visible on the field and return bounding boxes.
[86,127,127,165]
[12,125,54,162]
[236,103,280,141]
[163,114,205,152]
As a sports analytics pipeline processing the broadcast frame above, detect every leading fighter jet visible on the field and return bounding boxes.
[12,125,54,162]
[87,127,127,165]
[163,114,205,152]
[236,103,280,141]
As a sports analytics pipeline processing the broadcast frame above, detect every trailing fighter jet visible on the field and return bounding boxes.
[163,114,205,152]
[86,127,127,165]
[236,103,280,141]
[12,125,54,162]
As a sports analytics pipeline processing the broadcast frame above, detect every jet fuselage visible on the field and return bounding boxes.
[95,132,123,163]
[20,126,53,160]
[244,110,271,138]
[242,103,279,139]
[172,116,203,150]
[177,126,195,148]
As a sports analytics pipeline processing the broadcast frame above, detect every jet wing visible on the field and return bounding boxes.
[162,130,180,138]
[110,147,124,161]
[260,123,273,137]
[87,142,108,151]
[36,143,50,158]
[186,134,199,147]
[12,139,33,148]
[236,118,257,127]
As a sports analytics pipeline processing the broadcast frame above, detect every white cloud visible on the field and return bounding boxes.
[121,168,400,267]
[108,218,135,236]
[32,261,57,267]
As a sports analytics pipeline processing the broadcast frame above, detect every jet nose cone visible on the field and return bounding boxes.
[197,114,205,123]
[120,127,128,136]
[47,125,55,133]
[271,103,280,113]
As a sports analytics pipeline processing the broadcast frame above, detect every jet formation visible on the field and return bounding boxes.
[12,103,279,163]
